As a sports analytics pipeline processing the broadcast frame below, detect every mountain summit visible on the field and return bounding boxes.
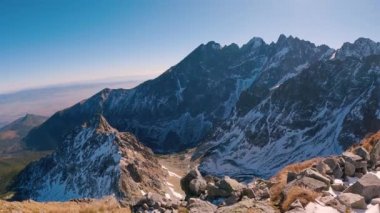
[13,115,168,204]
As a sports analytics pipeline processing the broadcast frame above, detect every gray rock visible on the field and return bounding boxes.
[344,173,380,203]
[181,168,206,197]
[321,196,348,213]
[294,176,329,191]
[302,168,331,185]
[216,199,279,213]
[343,152,363,162]
[241,187,256,199]
[331,183,346,192]
[189,178,207,196]
[353,147,370,161]
[206,183,230,198]
[344,161,356,177]
[224,191,241,205]
[338,193,366,209]
[323,158,344,179]
[316,161,332,175]
[371,198,380,205]
[187,198,217,213]
[218,176,245,193]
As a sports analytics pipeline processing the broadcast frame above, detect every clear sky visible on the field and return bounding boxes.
[1,0,380,94]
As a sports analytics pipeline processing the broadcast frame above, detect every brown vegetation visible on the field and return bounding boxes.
[281,186,320,211]
[269,158,322,204]
[348,131,380,153]
[0,197,131,213]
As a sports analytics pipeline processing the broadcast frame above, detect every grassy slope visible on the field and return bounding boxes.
[0,196,131,213]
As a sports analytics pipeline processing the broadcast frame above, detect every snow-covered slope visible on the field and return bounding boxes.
[24,35,333,153]
[198,43,380,179]
[12,116,168,204]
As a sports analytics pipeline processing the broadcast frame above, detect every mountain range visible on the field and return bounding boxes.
[8,35,379,204]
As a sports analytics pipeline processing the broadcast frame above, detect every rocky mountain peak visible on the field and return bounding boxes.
[85,114,116,133]
[336,37,380,59]
[246,37,265,48]
[12,117,169,204]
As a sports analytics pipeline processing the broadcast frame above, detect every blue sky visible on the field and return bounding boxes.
[1,0,380,94]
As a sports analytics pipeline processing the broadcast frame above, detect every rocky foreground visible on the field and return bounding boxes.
[133,132,380,213]
[2,132,380,213]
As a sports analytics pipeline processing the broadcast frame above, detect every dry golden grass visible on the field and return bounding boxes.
[0,197,131,213]
[281,185,320,211]
[269,158,322,204]
[347,131,380,153]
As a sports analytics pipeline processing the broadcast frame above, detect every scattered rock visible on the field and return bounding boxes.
[302,168,331,185]
[316,161,331,175]
[216,199,279,213]
[218,176,245,193]
[321,196,348,213]
[344,173,380,202]
[187,198,217,213]
[206,183,230,198]
[291,176,329,192]
[353,147,370,161]
[371,198,380,205]
[343,152,363,162]
[241,188,256,199]
[331,183,346,192]
[337,193,366,209]
[344,161,356,177]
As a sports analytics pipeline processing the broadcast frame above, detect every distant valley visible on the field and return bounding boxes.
[0,79,146,129]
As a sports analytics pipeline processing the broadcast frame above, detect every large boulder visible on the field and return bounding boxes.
[301,169,331,185]
[337,193,366,209]
[287,176,329,192]
[344,173,380,202]
[181,168,207,197]
[353,147,370,161]
[216,199,279,213]
[343,152,364,169]
[187,198,217,213]
[217,176,245,193]
[189,178,207,196]
[206,183,230,198]
[319,157,343,179]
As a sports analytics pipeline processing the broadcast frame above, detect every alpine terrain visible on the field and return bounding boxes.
[12,116,170,205]
[22,35,380,181]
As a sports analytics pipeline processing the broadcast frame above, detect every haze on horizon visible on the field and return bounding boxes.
[1,0,380,93]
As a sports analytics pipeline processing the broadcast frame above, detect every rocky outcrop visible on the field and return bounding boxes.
[344,173,380,202]
[11,116,168,205]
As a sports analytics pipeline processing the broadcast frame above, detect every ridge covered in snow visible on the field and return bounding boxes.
[12,116,168,204]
